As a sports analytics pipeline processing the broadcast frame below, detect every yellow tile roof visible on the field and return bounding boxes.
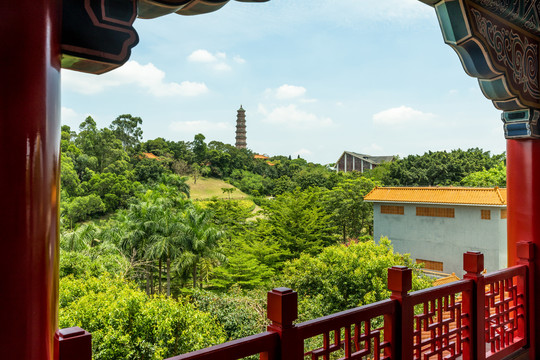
[432,273,461,286]
[364,187,506,206]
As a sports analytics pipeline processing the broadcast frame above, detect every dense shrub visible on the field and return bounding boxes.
[281,238,432,320]
[60,275,226,360]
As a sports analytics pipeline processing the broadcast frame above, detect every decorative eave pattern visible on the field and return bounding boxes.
[420,0,540,139]
[61,0,269,74]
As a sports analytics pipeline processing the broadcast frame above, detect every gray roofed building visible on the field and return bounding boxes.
[335,151,394,173]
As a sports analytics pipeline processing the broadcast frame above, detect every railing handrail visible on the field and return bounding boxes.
[484,263,527,282]
[407,278,473,304]
[296,298,396,339]
[164,331,279,360]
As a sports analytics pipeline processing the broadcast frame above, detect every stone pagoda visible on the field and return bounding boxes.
[235,105,247,149]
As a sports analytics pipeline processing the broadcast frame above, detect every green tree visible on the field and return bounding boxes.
[192,133,208,163]
[324,177,377,241]
[76,116,127,172]
[145,207,184,297]
[259,188,337,260]
[134,158,168,183]
[59,274,226,360]
[61,153,81,197]
[190,288,267,341]
[460,162,506,187]
[178,208,225,288]
[281,238,432,319]
[86,172,139,212]
[211,252,273,290]
[110,114,143,150]
[63,194,106,225]
[384,148,505,186]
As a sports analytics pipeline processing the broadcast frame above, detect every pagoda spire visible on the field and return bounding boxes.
[235,105,247,149]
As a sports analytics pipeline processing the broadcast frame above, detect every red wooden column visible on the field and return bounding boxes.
[266,287,301,360]
[0,0,62,359]
[388,265,413,360]
[507,139,540,354]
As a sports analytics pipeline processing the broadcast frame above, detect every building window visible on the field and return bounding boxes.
[501,209,507,219]
[481,210,491,220]
[416,207,454,218]
[381,205,404,215]
[416,259,444,271]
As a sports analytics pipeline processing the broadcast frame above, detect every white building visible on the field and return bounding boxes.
[364,187,507,275]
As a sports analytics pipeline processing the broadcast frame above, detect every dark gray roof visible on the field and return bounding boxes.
[341,151,394,165]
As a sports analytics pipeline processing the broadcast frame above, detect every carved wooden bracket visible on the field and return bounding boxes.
[421,0,540,138]
[61,0,269,74]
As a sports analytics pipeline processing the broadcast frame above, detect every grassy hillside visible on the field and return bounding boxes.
[188,177,249,200]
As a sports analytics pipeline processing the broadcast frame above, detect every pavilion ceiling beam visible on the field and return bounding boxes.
[61,0,269,74]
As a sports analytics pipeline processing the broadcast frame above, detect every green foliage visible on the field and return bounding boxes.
[211,252,274,290]
[261,188,337,260]
[192,133,208,163]
[281,238,432,320]
[177,208,226,288]
[63,194,106,224]
[134,158,169,183]
[59,274,226,360]
[61,153,81,196]
[85,172,139,212]
[460,162,506,187]
[76,116,126,172]
[323,177,377,241]
[191,288,267,340]
[110,114,143,151]
[203,198,253,237]
[60,250,129,279]
[229,170,273,196]
[383,148,505,186]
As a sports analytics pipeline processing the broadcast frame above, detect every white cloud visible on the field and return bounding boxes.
[259,104,333,128]
[169,120,230,133]
[62,61,208,97]
[276,84,307,100]
[187,49,243,71]
[188,49,218,63]
[233,56,246,64]
[61,107,80,124]
[372,105,436,126]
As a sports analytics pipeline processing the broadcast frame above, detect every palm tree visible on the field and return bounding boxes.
[61,223,102,252]
[115,198,162,294]
[145,207,184,297]
[178,208,225,288]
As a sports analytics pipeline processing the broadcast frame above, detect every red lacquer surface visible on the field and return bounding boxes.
[0,0,62,358]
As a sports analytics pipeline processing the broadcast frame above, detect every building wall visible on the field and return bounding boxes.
[373,203,507,275]
[336,154,374,173]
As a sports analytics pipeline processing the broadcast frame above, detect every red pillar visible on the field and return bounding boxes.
[507,139,540,353]
[0,0,62,359]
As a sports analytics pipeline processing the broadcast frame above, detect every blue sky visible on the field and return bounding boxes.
[61,0,506,165]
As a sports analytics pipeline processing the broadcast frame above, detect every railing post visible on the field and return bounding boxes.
[388,266,412,360]
[463,251,486,360]
[57,327,92,360]
[517,241,535,360]
[266,287,301,360]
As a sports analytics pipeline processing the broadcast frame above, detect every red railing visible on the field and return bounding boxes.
[296,298,396,359]
[59,242,534,360]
